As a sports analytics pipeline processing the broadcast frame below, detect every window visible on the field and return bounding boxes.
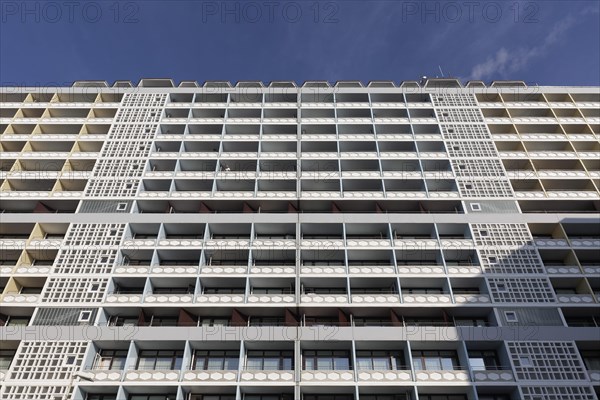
[86,395,117,400]
[580,350,600,370]
[411,350,459,370]
[360,396,409,400]
[94,349,127,370]
[405,287,444,294]
[497,283,508,292]
[129,396,175,400]
[64,355,76,365]
[470,203,481,211]
[88,283,100,292]
[78,311,92,322]
[418,396,467,400]
[356,350,405,370]
[303,350,351,370]
[199,317,230,327]
[136,350,183,370]
[468,350,500,371]
[504,311,518,322]
[116,203,127,211]
[108,316,138,326]
[194,350,239,370]
[518,356,532,367]
[488,256,497,264]
[246,350,293,370]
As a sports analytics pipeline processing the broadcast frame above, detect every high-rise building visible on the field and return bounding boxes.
[0,78,599,400]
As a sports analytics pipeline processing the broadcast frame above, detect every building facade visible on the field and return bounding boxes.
[0,78,599,400]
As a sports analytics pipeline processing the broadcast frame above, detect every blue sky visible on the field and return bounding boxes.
[1,0,599,86]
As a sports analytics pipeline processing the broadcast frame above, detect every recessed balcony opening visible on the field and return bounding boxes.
[149,277,197,294]
[375,124,412,135]
[30,124,76,136]
[301,223,343,239]
[395,250,441,266]
[543,179,596,191]
[563,222,600,240]
[192,109,224,121]
[421,159,451,173]
[223,124,260,136]
[551,277,591,296]
[401,278,450,295]
[259,159,296,173]
[339,141,377,153]
[200,277,246,293]
[444,250,478,267]
[370,93,405,103]
[408,109,436,119]
[253,223,295,240]
[252,248,295,267]
[337,109,371,119]
[301,92,334,103]
[538,249,578,268]
[582,158,600,173]
[127,223,160,240]
[0,108,17,118]
[110,276,146,294]
[510,179,543,191]
[302,178,340,194]
[256,179,295,192]
[89,108,117,118]
[189,341,240,369]
[301,108,335,119]
[487,123,516,135]
[425,179,456,193]
[378,141,417,152]
[208,223,251,239]
[29,140,73,152]
[531,159,584,172]
[417,141,446,153]
[1,92,27,102]
[302,344,352,371]
[437,224,470,239]
[215,179,254,192]
[1,141,25,152]
[156,249,201,266]
[46,108,90,118]
[340,160,379,173]
[217,160,257,173]
[412,124,441,136]
[450,278,487,295]
[244,341,294,370]
[563,307,600,327]
[381,159,420,174]
[16,107,45,117]
[301,251,345,268]
[554,108,584,118]
[390,223,433,239]
[345,223,390,240]
[5,124,35,135]
[194,93,228,103]
[249,277,294,294]
[371,108,408,119]
[350,277,398,295]
[120,248,153,266]
[405,94,431,103]
[342,179,382,192]
[502,159,534,173]
[158,124,185,135]
[227,109,261,119]
[384,179,425,192]
[524,141,574,152]
[564,124,595,136]
[572,93,600,102]
[515,123,563,134]
[303,309,348,327]
[494,141,525,152]
[528,223,563,240]
[502,92,546,103]
[301,141,337,153]
[54,179,86,192]
[0,159,15,171]
[263,108,296,119]
[203,250,249,267]
[142,179,171,192]
[179,159,217,173]
[481,108,510,118]
[168,93,193,103]
[410,347,461,371]
[334,92,368,102]
[7,178,56,191]
[162,223,205,239]
[260,141,296,153]
[265,92,297,103]
[0,223,33,239]
[134,345,184,371]
[475,93,502,103]
[572,140,600,152]
[98,93,123,102]
[148,160,176,172]
[28,93,54,102]
[153,140,181,152]
[164,108,189,119]
[300,124,336,135]
[301,159,338,172]
[230,92,262,103]
[262,124,296,136]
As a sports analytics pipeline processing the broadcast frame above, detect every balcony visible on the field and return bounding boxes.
[1,291,40,304]
[196,293,245,304]
[123,368,181,382]
[402,293,452,304]
[240,369,295,383]
[182,369,238,383]
[414,368,470,382]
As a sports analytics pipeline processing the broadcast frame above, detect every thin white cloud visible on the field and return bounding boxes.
[467,9,589,81]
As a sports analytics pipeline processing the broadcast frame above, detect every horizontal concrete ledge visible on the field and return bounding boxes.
[1,326,598,342]
[1,213,599,225]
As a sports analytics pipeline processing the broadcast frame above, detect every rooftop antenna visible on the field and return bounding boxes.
[438,65,445,78]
